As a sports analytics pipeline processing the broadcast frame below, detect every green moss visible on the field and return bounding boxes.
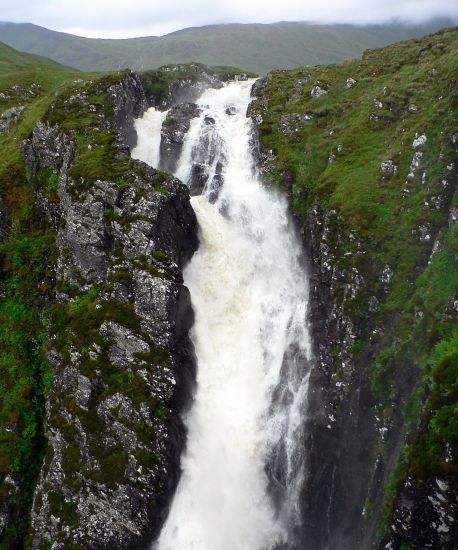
[152,249,168,262]
[62,446,81,473]
[48,491,78,529]
[87,443,128,487]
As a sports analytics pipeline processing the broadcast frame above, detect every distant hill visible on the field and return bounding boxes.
[0,40,75,95]
[0,40,71,72]
[0,20,454,74]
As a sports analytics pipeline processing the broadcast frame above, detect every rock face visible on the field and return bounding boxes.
[107,72,149,148]
[159,102,201,173]
[21,73,198,548]
[381,475,458,549]
[311,85,328,99]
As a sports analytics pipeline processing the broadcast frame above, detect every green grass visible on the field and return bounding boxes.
[0,46,78,545]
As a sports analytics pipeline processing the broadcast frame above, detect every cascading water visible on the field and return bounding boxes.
[133,80,312,550]
[132,108,168,167]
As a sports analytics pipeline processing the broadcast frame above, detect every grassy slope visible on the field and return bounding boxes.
[0,20,452,74]
[251,26,457,544]
[0,44,79,548]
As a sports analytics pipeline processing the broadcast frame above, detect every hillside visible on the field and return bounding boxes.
[0,40,77,113]
[0,20,453,74]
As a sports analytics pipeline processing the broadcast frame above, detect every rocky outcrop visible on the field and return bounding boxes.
[20,73,198,548]
[166,64,223,106]
[381,475,458,550]
[159,102,201,173]
[0,105,24,133]
[107,72,149,149]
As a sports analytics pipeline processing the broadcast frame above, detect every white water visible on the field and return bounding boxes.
[134,81,312,550]
[131,107,167,167]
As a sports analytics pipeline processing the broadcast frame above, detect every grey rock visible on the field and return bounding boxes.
[279,112,313,135]
[381,264,394,286]
[108,71,149,149]
[412,133,427,149]
[382,475,458,550]
[0,106,24,133]
[407,103,418,113]
[311,85,328,99]
[407,151,423,180]
[380,160,397,178]
[345,78,357,89]
[25,73,199,549]
[448,207,458,228]
[451,132,458,151]
[159,102,201,173]
[290,73,310,100]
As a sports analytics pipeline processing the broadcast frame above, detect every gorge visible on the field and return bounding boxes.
[0,26,456,550]
[134,81,311,549]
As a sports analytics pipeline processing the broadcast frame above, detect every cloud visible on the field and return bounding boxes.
[2,0,457,37]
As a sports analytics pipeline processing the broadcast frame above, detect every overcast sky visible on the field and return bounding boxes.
[1,0,457,38]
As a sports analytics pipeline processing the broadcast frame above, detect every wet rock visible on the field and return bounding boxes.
[154,63,223,108]
[381,475,458,550]
[188,163,209,195]
[159,102,201,173]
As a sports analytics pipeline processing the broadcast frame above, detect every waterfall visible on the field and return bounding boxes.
[131,107,167,167]
[133,80,312,550]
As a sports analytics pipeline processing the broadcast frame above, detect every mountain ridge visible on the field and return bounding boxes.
[0,19,454,74]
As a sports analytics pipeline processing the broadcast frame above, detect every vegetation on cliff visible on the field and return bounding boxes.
[250,25,457,548]
[0,45,77,547]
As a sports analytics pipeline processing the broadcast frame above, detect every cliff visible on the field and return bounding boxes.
[249,26,457,550]
[0,67,200,548]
